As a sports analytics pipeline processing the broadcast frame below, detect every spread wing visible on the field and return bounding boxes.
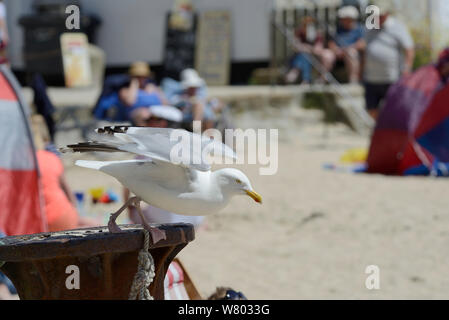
[62,126,237,172]
[76,159,196,193]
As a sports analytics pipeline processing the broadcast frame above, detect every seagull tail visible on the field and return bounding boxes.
[75,160,108,171]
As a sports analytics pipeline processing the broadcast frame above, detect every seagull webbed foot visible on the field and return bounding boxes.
[108,215,124,233]
[143,224,167,244]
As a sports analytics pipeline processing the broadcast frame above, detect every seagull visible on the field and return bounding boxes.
[62,126,262,243]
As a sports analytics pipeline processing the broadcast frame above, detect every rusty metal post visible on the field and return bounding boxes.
[0,224,194,300]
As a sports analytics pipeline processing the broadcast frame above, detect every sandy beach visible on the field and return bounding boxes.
[62,107,449,300]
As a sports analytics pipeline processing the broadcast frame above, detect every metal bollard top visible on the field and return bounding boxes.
[0,224,195,262]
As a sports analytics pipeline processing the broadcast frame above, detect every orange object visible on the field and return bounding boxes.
[36,150,78,232]
[99,193,110,203]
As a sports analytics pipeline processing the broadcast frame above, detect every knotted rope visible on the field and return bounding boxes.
[129,229,155,300]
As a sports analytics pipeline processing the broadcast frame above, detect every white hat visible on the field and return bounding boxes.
[180,68,205,89]
[148,105,183,122]
[337,6,359,19]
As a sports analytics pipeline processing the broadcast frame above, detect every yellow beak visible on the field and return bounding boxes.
[245,190,262,204]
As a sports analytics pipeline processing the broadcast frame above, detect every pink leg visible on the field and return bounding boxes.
[343,48,360,83]
[134,199,167,244]
[108,196,139,233]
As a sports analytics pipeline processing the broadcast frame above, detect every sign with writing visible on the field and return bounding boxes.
[195,11,231,86]
[60,33,92,87]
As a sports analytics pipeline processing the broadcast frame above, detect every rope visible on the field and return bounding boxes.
[128,230,155,300]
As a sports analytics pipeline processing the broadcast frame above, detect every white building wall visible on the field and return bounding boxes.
[5,0,273,69]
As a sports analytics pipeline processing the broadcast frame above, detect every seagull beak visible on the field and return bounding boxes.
[245,190,262,204]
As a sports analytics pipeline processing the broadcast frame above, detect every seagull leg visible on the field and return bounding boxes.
[133,197,167,244]
[108,196,139,233]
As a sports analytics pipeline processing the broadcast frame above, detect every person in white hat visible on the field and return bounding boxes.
[327,5,365,83]
[363,0,415,119]
[180,68,205,89]
[175,68,217,131]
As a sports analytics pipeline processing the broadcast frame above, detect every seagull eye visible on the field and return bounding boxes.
[236,179,242,184]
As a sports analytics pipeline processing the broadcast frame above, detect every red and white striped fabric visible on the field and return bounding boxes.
[164,260,189,300]
[0,66,46,235]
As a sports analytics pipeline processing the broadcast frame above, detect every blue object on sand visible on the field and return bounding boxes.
[107,190,119,203]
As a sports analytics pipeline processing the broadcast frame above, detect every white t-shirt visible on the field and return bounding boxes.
[364,17,414,84]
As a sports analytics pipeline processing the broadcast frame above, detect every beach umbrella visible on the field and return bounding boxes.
[0,66,47,235]
[366,64,449,176]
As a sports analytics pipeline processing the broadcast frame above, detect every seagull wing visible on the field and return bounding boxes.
[76,158,196,193]
[64,126,237,172]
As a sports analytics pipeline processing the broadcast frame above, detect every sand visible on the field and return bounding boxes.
[62,108,449,300]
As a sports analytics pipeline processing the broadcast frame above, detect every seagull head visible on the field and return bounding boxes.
[215,168,262,204]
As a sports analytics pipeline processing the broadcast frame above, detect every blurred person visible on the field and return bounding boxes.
[363,0,415,119]
[173,68,217,131]
[119,61,168,126]
[31,115,99,232]
[328,6,365,83]
[0,0,8,65]
[285,17,334,84]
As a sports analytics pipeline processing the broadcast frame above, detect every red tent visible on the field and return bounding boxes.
[367,65,449,176]
[0,66,47,235]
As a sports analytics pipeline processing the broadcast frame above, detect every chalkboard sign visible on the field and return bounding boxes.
[195,11,231,86]
[163,12,197,81]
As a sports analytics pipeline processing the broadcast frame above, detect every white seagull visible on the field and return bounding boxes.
[62,126,262,243]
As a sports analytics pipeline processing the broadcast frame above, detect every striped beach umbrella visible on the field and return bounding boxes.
[0,66,47,235]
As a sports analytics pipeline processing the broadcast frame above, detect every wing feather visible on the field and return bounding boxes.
[63,126,237,172]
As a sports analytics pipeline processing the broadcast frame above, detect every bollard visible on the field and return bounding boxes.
[0,224,194,300]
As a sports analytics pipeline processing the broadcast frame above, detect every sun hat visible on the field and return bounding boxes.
[148,105,183,122]
[337,6,359,19]
[128,61,151,78]
[180,68,205,89]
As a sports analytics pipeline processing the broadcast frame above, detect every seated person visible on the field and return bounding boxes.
[285,16,334,84]
[328,6,365,83]
[31,116,99,232]
[119,61,168,126]
[172,69,217,131]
